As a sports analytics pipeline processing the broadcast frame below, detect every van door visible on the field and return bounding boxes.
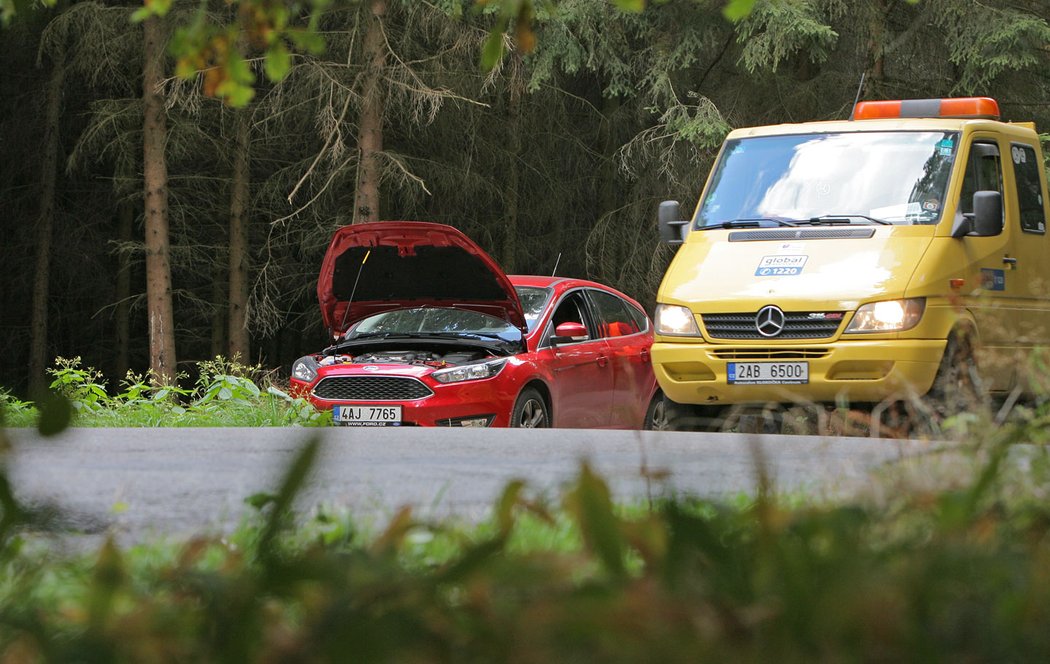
[954,136,1019,391]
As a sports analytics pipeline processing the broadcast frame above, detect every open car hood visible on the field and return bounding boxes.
[318,222,527,337]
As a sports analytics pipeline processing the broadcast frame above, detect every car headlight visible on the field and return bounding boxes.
[291,356,320,382]
[655,304,702,336]
[845,298,925,333]
[432,359,507,384]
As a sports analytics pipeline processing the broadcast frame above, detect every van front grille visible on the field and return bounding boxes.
[702,312,843,340]
[711,348,831,360]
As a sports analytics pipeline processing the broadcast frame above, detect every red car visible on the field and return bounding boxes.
[289,222,663,428]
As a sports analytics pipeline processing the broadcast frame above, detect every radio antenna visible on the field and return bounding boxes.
[551,253,562,277]
[338,249,370,335]
[848,72,866,121]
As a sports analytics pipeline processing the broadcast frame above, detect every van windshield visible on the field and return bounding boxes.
[695,131,959,227]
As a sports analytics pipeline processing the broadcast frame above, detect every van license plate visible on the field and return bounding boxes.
[333,405,402,426]
[727,362,808,385]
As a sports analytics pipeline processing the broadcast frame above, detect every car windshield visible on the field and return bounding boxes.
[514,286,551,332]
[347,307,522,342]
[695,131,960,227]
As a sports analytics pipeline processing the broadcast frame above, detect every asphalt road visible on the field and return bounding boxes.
[5,427,941,545]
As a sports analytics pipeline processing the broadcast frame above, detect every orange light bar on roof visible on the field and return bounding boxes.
[853,97,1000,121]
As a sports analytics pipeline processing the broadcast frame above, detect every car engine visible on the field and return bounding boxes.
[320,348,495,368]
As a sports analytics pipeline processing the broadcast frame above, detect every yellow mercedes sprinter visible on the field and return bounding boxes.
[653,97,1050,429]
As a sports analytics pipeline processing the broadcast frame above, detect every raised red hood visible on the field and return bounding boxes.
[317,222,527,337]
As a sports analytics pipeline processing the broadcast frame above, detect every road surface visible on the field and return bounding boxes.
[5,427,945,545]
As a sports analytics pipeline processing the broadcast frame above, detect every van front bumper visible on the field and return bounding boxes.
[652,339,946,405]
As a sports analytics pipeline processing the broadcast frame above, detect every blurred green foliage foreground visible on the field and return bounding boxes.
[2,390,1050,660]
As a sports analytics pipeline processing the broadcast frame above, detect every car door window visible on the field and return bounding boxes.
[588,289,641,338]
[544,291,595,345]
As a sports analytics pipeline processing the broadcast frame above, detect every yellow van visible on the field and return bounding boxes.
[653,97,1050,430]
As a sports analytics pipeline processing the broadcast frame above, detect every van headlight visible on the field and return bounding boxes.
[845,298,925,333]
[655,304,701,336]
[432,359,507,384]
[291,356,320,382]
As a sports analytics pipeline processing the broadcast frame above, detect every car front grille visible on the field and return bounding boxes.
[702,313,844,340]
[313,376,433,401]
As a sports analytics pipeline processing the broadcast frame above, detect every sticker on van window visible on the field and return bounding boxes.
[980,268,1006,291]
[937,138,954,156]
[755,255,807,276]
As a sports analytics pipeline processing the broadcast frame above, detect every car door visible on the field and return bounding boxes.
[539,289,615,428]
[585,288,653,428]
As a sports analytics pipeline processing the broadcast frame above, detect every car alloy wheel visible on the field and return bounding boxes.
[512,388,549,428]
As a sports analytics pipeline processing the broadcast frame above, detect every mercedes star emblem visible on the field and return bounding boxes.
[755,305,786,337]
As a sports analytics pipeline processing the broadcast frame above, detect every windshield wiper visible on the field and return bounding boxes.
[416,331,515,342]
[803,214,892,226]
[703,217,799,230]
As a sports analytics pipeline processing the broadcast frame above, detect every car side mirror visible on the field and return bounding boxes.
[551,321,587,344]
[658,200,690,245]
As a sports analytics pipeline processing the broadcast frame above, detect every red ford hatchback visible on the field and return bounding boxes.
[289,222,663,428]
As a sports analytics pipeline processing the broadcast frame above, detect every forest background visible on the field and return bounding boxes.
[1,0,1048,398]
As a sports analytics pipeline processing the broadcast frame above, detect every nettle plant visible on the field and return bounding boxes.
[36,356,329,427]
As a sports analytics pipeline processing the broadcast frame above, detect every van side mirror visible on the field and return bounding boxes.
[972,191,1003,236]
[658,200,690,245]
[951,191,1004,238]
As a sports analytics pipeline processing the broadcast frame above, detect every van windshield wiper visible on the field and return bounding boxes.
[702,217,799,230]
[802,214,892,226]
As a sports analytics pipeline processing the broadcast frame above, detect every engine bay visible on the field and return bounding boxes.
[319,346,497,369]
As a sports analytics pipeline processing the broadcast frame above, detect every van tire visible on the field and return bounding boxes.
[511,388,549,428]
[929,332,986,418]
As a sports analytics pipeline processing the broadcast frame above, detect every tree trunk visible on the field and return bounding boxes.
[502,51,524,273]
[227,108,251,361]
[210,260,227,360]
[113,201,134,381]
[142,15,178,386]
[354,0,387,224]
[28,47,65,397]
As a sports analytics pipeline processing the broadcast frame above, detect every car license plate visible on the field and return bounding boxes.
[333,405,402,426]
[727,362,808,385]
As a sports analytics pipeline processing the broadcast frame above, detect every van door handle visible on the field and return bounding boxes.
[1003,256,1018,266]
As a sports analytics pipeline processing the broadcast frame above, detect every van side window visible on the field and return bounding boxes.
[1010,143,1047,234]
[959,141,1003,226]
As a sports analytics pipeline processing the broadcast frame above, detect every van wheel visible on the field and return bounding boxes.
[511,388,549,428]
[929,333,986,418]
[644,395,672,430]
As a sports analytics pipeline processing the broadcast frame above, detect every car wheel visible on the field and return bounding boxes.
[644,394,673,431]
[511,388,549,428]
[929,332,986,418]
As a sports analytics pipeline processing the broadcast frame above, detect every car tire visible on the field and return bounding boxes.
[644,394,673,431]
[929,332,986,418]
[511,387,549,428]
